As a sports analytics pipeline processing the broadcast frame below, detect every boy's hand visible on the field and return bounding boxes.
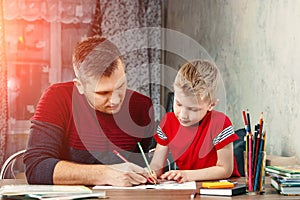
[160,170,188,183]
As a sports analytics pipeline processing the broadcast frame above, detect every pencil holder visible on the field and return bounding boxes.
[244,151,266,194]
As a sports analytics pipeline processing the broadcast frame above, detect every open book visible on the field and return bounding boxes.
[0,184,106,199]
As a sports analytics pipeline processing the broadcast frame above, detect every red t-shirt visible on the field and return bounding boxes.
[154,110,240,177]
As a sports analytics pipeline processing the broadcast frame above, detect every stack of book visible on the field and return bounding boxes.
[199,181,247,196]
[266,165,300,196]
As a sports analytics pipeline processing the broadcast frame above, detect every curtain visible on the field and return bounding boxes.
[88,0,161,120]
[3,0,162,121]
[0,0,8,165]
[3,0,97,24]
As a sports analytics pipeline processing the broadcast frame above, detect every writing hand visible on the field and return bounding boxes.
[106,163,148,186]
[146,169,158,184]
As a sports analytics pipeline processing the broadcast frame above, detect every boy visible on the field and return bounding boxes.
[150,60,240,183]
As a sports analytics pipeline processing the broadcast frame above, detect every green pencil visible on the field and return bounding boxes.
[137,142,152,174]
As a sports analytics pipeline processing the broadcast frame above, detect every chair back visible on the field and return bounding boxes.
[0,149,26,179]
[233,128,246,176]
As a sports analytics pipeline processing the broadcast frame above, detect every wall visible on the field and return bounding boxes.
[164,0,300,158]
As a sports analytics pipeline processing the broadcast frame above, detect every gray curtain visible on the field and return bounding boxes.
[0,0,8,165]
[89,0,161,120]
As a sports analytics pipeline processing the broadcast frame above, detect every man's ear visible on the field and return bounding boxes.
[73,78,84,94]
[208,99,219,111]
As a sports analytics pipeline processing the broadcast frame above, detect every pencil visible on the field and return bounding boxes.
[242,110,249,190]
[113,149,129,162]
[263,130,267,152]
[252,125,259,186]
[253,113,263,187]
[137,142,152,174]
[259,112,264,136]
[246,111,252,133]
[137,142,157,184]
[113,148,156,184]
[246,111,253,192]
[252,125,258,173]
[242,110,248,131]
[248,131,253,192]
[259,130,267,192]
[255,113,264,165]
[254,130,265,191]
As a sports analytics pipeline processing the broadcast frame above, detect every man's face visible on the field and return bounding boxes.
[80,60,127,114]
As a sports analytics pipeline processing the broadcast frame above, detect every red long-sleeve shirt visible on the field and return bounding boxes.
[24,82,155,184]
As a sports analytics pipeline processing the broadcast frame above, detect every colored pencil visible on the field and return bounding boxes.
[253,113,263,185]
[242,110,248,131]
[259,130,267,192]
[113,149,129,163]
[246,111,253,192]
[242,110,249,190]
[248,132,253,191]
[253,130,265,191]
[137,142,157,185]
[137,142,152,174]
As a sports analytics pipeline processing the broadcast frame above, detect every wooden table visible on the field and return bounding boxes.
[0,177,298,199]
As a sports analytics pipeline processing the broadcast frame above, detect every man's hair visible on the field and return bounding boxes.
[72,36,123,83]
[174,60,220,101]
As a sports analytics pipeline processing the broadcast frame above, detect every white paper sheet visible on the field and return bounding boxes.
[93,180,196,190]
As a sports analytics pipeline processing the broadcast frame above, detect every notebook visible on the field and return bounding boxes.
[199,184,247,196]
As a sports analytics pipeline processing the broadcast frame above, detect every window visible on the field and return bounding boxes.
[5,19,50,133]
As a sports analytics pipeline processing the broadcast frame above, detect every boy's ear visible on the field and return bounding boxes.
[208,99,219,111]
[73,78,84,94]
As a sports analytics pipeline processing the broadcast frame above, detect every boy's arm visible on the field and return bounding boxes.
[161,143,234,182]
[150,144,169,177]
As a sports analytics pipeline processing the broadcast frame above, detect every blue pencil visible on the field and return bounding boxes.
[252,125,258,173]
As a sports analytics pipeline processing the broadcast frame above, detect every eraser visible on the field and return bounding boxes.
[201,181,234,189]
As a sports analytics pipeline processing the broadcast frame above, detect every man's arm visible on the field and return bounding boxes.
[24,120,64,184]
[24,120,149,186]
[53,160,148,186]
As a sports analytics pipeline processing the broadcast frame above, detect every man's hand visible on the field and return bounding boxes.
[104,163,149,186]
[146,170,158,184]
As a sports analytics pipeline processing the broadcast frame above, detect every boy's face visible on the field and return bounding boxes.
[75,60,127,114]
[173,85,214,127]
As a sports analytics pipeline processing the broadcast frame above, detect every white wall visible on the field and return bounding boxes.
[164,0,300,159]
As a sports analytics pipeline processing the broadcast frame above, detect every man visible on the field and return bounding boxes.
[24,36,155,186]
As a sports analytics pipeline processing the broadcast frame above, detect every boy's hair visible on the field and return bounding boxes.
[72,35,123,83]
[174,60,220,101]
